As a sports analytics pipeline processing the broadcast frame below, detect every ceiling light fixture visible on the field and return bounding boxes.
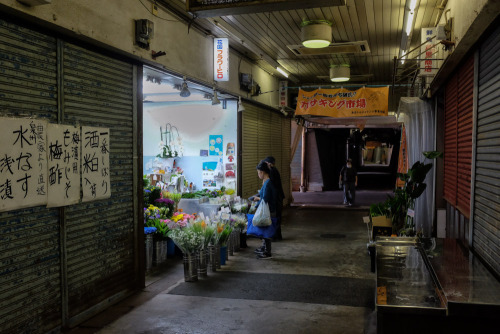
[276,67,289,78]
[238,96,245,112]
[301,20,332,49]
[211,87,220,105]
[179,76,191,97]
[330,64,350,82]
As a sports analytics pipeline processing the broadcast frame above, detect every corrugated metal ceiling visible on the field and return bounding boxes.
[162,0,444,88]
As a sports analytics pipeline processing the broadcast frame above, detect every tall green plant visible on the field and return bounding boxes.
[392,151,442,235]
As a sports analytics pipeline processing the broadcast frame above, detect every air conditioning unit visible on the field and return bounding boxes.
[287,41,370,56]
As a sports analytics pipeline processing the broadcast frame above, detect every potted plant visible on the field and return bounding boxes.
[390,151,442,236]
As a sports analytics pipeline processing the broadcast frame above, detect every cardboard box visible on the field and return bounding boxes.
[371,216,393,239]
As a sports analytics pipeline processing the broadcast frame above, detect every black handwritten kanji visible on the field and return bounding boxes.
[17,173,31,198]
[84,131,99,148]
[49,165,63,185]
[16,152,32,172]
[100,138,109,155]
[0,179,13,200]
[49,141,63,161]
[13,126,33,148]
[83,153,98,173]
[0,154,15,175]
[37,184,46,196]
[72,131,80,145]
[71,146,79,160]
[84,177,97,198]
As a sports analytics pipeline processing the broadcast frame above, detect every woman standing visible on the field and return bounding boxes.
[252,160,277,259]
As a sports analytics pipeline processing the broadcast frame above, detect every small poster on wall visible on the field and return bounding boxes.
[81,126,111,202]
[0,118,48,212]
[46,124,81,207]
[209,135,223,156]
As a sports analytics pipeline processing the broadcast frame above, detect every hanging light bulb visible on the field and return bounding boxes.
[179,76,191,97]
[238,96,245,112]
[211,88,220,105]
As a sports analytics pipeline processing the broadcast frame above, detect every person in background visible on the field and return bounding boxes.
[339,158,358,206]
[252,161,277,259]
[263,156,284,240]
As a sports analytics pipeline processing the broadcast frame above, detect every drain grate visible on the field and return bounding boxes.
[320,233,346,239]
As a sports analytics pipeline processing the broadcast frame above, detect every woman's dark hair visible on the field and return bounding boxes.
[256,160,271,174]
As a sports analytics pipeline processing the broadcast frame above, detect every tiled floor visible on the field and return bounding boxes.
[69,202,379,334]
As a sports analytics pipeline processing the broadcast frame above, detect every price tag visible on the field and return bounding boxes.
[199,212,205,220]
[407,209,415,217]
[221,213,230,220]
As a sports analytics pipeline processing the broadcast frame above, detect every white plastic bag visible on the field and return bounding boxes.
[252,200,272,227]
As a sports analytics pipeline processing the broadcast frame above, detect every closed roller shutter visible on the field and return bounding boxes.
[0,19,62,333]
[281,117,291,204]
[241,103,291,202]
[443,55,474,218]
[474,24,500,276]
[456,56,474,216]
[62,42,137,323]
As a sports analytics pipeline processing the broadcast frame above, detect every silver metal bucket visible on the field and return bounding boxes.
[197,249,207,278]
[145,234,153,272]
[208,245,217,272]
[183,252,198,282]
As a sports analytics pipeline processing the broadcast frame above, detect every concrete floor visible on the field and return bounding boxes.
[70,205,378,334]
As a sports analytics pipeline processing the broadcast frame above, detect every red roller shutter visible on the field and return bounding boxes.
[444,75,458,205]
[443,54,474,218]
[456,56,474,216]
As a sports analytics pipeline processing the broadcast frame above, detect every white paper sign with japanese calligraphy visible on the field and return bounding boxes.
[46,124,81,207]
[0,118,48,212]
[81,127,111,202]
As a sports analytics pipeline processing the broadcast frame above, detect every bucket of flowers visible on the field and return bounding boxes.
[144,205,171,266]
[167,218,204,282]
[190,217,215,278]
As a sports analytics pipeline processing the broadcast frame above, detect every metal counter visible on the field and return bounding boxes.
[376,237,446,315]
[429,238,500,317]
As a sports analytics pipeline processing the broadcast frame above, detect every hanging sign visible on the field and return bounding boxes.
[81,127,111,202]
[0,118,48,212]
[214,38,229,82]
[46,124,81,207]
[420,27,437,76]
[279,81,288,107]
[295,87,389,117]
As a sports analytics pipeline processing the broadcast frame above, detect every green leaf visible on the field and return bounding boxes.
[410,183,427,199]
[423,151,443,159]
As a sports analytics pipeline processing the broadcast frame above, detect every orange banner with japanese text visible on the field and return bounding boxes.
[295,87,389,117]
[396,124,408,188]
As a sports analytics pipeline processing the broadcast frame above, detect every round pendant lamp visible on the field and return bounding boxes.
[301,20,332,48]
[330,64,350,82]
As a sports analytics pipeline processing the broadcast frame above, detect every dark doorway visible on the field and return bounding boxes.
[315,129,350,190]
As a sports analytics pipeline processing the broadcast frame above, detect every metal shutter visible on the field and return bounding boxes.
[474,24,500,275]
[456,56,474,216]
[241,103,260,199]
[0,19,62,333]
[281,117,291,204]
[241,103,290,202]
[61,42,137,324]
[444,74,458,205]
[443,55,474,217]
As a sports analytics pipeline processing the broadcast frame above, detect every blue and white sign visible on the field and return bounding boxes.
[214,37,229,81]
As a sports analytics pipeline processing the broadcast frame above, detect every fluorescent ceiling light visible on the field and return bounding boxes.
[405,11,415,36]
[401,51,407,64]
[277,67,289,78]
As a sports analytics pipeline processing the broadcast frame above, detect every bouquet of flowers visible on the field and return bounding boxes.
[144,186,161,206]
[219,223,233,246]
[190,218,215,250]
[144,226,157,235]
[230,215,247,231]
[167,225,204,254]
[154,198,175,218]
[164,191,182,209]
[144,205,171,239]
